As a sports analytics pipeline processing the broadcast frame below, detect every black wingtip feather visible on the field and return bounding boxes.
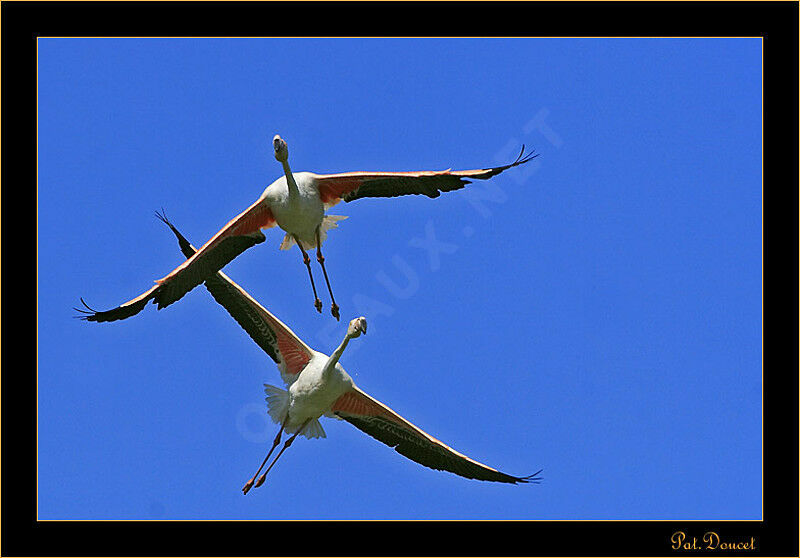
[513,144,539,167]
[519,468,543,484]
[155,208,196,258]
[73,297,98,320]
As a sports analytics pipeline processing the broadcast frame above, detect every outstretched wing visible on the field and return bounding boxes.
[314,146,537,207]
[154,210,312,383]
[76,199,277,323]
[331,386,541,484]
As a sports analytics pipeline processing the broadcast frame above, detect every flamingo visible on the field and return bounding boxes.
[147,211,541,490]
[78,135,537,322]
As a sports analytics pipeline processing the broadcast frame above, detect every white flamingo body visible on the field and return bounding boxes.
[78,135,537,322]
[276,353,354,437]
[259,171,327,250]
[149,212,541,489]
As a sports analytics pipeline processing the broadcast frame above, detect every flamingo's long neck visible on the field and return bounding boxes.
[323,332,353,378]
[282,161,300,200]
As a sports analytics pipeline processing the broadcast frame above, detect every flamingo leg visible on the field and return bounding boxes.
[242,419,286,495]
[253,419,311,489]
[296,237,323,313]
[316,229,340,321]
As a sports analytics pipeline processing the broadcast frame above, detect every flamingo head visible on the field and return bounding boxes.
[347,316,368,339]
[273,134,289,162]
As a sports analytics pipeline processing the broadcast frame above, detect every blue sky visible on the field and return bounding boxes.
[37,38,762,520]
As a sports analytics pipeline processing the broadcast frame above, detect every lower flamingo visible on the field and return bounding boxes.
[153,210,541,489]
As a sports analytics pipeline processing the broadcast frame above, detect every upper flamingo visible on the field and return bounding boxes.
[152,211,541,490]
[78,135,537,322]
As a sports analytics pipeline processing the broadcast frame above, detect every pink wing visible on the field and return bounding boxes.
[331,386,540,484]
[202,271,313,379]
[77,199,277,323]
[315,146,537,207]
[154,210,312,379]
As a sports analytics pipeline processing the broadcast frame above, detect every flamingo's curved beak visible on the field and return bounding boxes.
[273,135,288,162]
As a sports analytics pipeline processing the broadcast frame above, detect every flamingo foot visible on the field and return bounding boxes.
[314,298,323,313]
[331,303,340,321]
[242,478,255,495]
[255,473,267,488]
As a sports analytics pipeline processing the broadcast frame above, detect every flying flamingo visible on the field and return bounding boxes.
[78,135,537,322]
[145,211,541,490]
